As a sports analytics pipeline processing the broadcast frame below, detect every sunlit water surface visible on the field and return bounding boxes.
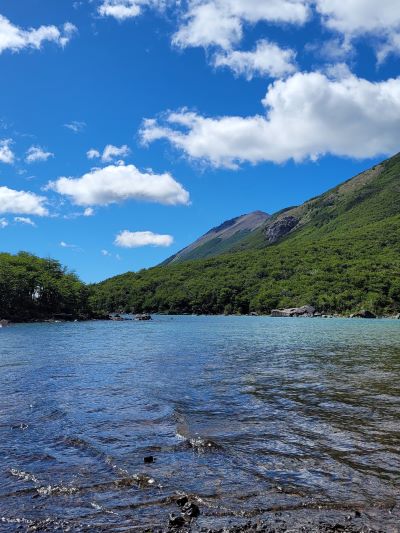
[1,316,400,531]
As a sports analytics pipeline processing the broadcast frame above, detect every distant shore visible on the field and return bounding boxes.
[2,311,400,326]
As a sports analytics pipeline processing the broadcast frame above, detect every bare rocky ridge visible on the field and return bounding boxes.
[164,211,270,265]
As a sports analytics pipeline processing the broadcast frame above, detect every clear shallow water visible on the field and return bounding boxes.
[0,316,400,531]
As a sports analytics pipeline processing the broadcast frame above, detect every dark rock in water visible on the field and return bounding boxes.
[271,305,316,318]
[350,310,376,319]
[266,215,299,243]
[182,502,200,518]
[109,315,125,321]
[144,455,154,464]
[135,313,152,321]
[176,495,189,507]
[168,513,185,528]
[0,319,9,327]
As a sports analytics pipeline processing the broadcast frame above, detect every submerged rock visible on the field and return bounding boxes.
[271,305,316,318]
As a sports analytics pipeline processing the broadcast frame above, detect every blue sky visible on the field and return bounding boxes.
[0,0,399,282]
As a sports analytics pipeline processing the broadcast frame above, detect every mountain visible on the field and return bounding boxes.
[163,210,270,264]
[91,153,400,316]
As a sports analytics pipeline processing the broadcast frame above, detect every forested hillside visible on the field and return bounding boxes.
[90,153,400,316]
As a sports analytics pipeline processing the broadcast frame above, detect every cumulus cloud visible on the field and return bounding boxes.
[0,186,48,216]
[0,139,15,164]
[315,0,400,35]
[173,0,310,50]
[83,207,94,216]
[14,216,36,227]
[98,0,308,78]
[87,144,130,162]
[315,0,400,61]
[141,70,400,168]
[214,39,297,79]
[0,15,76,54]
[98,0,168,20]
[25,145,54,163]
[47,162,190,206]
[115,230,174,248]
[64,121,86,133]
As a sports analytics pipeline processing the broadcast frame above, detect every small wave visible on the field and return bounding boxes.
[188,436,222,452]
[36,484,79,497]
[9,468,39,484]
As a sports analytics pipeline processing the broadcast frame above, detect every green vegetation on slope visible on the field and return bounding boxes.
[90,154,400,316]
[0,252,91,321]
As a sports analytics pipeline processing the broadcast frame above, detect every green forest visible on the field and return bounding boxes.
[0,252,92,322]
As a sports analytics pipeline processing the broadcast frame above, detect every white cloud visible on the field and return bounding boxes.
[315,0,400,35]
[102,144,130,162]
[87,144,131,162]
[115,230,174,248]
[214,39,297,79]
[0,15,76,54]
[64,121,86,133]
[101,249,111,256]
[173,0,310,50]
[141,70,400,167]
[0,218,8,229]
[87,148,100,159]
[0,186,48,216]
[25,145,54,163]
[315,0,400,61]
[83,207,94,216]
[60,241,80,249]
[99,0,142,19]
[14,216,36,227]
[47,162,190,206]
[0,139,15,164]
[98,0,168,20]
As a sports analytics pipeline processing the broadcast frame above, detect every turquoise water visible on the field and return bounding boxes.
[0,316,400,531]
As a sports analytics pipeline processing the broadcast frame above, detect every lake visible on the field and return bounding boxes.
[0,316,400,531]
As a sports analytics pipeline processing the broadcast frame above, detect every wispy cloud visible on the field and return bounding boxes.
[64,121,86,133]
[26,145,54,163]
[14,216,36,227]
[0,139,15,164]
[60,241,82,251]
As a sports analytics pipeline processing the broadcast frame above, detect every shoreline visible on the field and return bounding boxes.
[2,312,400,326]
